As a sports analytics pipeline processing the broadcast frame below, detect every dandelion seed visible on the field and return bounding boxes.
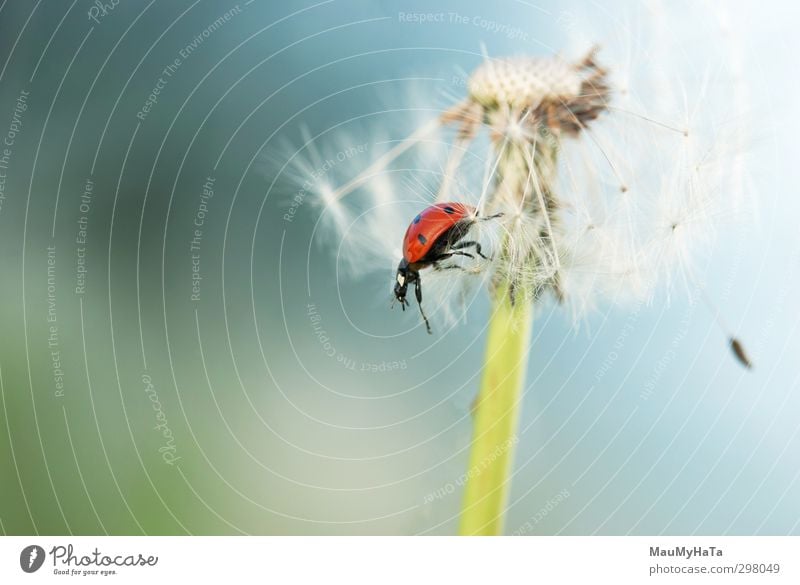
[730,337,753,369]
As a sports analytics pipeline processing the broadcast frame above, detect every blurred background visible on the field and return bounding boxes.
[0,0,799,535]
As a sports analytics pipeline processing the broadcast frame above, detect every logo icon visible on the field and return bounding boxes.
[19,545,45,573]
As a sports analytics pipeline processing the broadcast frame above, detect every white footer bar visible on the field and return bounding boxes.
[1,536,797,584]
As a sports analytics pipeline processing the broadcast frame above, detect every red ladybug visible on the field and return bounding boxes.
[394,202,499,333]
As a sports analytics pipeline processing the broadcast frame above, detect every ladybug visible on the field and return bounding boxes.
[394,202,500,333]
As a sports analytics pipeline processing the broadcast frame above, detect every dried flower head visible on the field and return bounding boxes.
[434,49,612,305]
[281,39,750,364]
[465,50,609,135]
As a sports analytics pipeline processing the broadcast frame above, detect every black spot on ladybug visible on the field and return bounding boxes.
[413,214,421,224]
[417,233,427,245]
[443,206,455,214]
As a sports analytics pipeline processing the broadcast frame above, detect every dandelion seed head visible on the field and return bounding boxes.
[468,56,584,110]
[293,5,750,337]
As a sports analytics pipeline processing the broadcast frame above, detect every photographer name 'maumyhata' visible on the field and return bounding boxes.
[650,546,723,560]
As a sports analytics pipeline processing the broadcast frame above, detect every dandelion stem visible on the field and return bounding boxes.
[460,121,558,535]
[459,282,533,535]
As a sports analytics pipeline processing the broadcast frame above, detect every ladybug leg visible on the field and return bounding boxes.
[429,252,474,267]
[478,212,504,221]
[433,263,469,272]
[451,240,490,260]
[414,279,432,334]
[428,252,458,263]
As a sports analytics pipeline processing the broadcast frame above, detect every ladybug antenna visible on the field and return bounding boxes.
[392,295,408,311]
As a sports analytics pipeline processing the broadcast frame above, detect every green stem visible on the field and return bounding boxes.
[458,123,556,535]
[459,282,533,535]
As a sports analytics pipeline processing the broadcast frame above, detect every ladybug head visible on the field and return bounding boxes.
[394,259,414,308]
